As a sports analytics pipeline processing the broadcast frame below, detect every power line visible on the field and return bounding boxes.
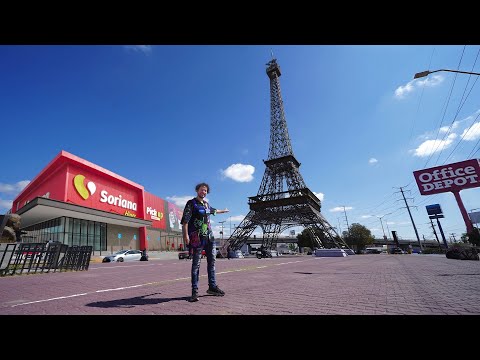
[435,47,480,164]
[423,45,467,168]
[408,47,436,147]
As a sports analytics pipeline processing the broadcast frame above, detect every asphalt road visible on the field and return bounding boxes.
[1,254,479,315]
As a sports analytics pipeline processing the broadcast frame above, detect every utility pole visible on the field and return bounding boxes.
[379,217,387,240]
[337,217,343,235]
[435,215,449,249]
[396,186,423,250]
[385,220,392,240]
[342,206,350,235]
[219,220,226,240]
[429,218,441,248]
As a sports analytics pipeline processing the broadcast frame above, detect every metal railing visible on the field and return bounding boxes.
[0,242,92,276]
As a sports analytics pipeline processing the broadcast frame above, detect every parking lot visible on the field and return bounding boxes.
[0,254,479,315]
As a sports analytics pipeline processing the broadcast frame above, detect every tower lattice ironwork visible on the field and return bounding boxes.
[225,58,351,253]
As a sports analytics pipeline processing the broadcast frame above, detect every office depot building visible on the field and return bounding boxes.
[12,151,184,255]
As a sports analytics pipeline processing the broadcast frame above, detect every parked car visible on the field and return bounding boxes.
[390,247,405,254]
[178,250,190,260]
[178,249,206,260]
[102,250,143,263]
[228,250,244,258]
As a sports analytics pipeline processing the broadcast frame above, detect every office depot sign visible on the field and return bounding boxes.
[413,159,480,195]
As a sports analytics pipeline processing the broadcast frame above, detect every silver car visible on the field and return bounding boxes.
[102,250,143,263]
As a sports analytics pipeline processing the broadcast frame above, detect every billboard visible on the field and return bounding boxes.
[426,204,442,216]
[413,159,480,195]
[144,192,167,230]
[469,211,480,224]
[167,202,183,232]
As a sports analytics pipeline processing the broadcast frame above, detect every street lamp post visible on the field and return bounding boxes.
[385,220,392,240]
[379,217,387,240]
[375,213,392,240]
[414,69,480,79]
[413,68,480,237]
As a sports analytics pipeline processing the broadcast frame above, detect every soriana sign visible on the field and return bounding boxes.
[68,171,140,217]
[413,159,480,195]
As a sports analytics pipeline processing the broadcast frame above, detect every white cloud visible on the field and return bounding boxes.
[329,206,353,212]
[222,164,255,182]
[166,195,192,208]
[439,126,449,133]
[0,199,12,210]
[0,180,30,194]
[313,192,324,201]
[361,215,373,219]
[124,45,152,54]
[369,158,378,164]
[412,133,457,157]
[395,81,415,98]
[462,109,480,123]
[460,122,480,141]
[395,75,444,99]
[416,74,444,87]
[439,121,460,134]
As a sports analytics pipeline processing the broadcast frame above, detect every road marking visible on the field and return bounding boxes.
[10,259,311,307]
[95,284,144,292]
[11,293,89,307]
[90,264,161,270]
[274,260,305,266]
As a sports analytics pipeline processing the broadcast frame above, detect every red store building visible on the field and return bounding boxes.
[12,151,185,255]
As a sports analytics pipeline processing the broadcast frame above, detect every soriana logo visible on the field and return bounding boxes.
[74,174,97,200]
[73,174,138,215]
[413,159,480,195]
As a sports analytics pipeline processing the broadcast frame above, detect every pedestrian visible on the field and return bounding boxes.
[181,183,229,302]
[227,245,232,260]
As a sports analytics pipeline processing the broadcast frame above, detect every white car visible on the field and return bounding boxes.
[102,250,143,263]
[228,250,244,258]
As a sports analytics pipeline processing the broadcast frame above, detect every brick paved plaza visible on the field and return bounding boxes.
[1,254,479,315]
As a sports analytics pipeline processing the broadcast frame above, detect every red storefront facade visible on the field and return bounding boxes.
[13,151,184,254]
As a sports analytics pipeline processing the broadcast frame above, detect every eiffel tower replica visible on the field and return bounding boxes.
[224,58,352,253]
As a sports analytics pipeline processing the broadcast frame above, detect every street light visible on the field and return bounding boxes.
[218,220,226,240]
[385,220,392,240]
[414,69,480,79]
[375,213,393,241]
[413,67,480,237]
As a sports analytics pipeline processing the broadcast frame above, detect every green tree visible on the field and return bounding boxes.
[296,230,314,249]
[463,228,480,246]
[343,223,374,250]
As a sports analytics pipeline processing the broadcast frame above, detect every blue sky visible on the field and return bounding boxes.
[1,45,479,242]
